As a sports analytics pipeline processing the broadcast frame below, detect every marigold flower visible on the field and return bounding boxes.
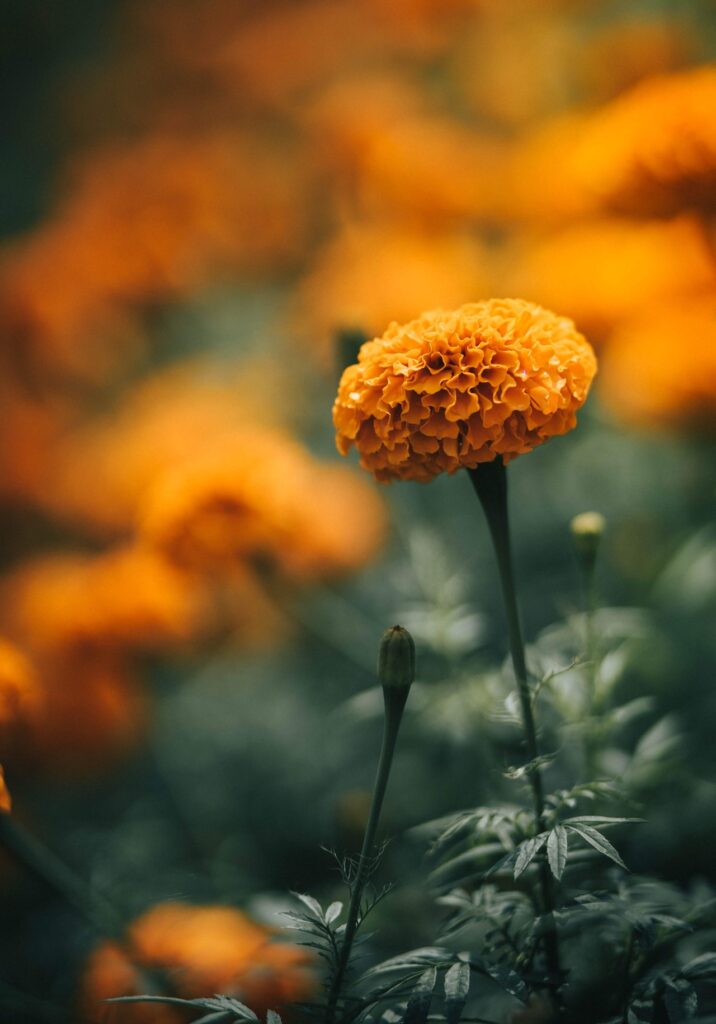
[0,766,11,814]
[29,653,147,775]
[0,637,40,731]
[333,299,596,482]
[571,66,716,217]
[504,216,716,339]
[0,546,208,658]
[599,302,716,431]
[295,221,492,360]
[139,432,386,580]
[81,901,317,1023]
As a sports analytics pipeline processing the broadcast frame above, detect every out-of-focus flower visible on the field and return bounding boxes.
[32,359,292,537]
[599,301,716,431]
[140,432,386,581]
[0,546,208,658]
[81,901,317,1023]
[0,766,11,814]
[29,653,147,775]
[355,115,504,226]
[570,66,716,217]
[504,216,716,340]
[334,299,596,482]
[578,17,695,105]
[295,221,492,359]
[0,637,40,744]
[0,132,310,386]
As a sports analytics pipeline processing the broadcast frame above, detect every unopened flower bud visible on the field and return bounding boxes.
[378,625,415,692]
[570,511,606,565]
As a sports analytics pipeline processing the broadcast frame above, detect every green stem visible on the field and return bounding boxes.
[324,687,409,1024]
[467,460,561,993]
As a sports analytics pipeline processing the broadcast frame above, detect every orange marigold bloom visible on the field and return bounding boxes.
[139,432,386,581]
[29,653,147,775]
[81,901,317,1023]
[333,299,596,482]
[599,302,716,431]
[0,636,40,732]
[0,766,11,814]
[295,221,492,360]
[571,66,716,217]
[504,215,716,340]
[0,546,208,658]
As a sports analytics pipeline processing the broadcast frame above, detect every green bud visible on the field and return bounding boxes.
[570,511,606,564]
[378,625,415,691]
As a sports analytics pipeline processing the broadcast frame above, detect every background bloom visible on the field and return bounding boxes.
[599,301,716,430]
[81,901,317,1023]
[334,299,596,481]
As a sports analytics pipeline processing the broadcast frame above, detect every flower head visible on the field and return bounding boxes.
[599,302,716,431]
[571,66,716,217]
[0,766,11,814]
[139,431,386,580]
[81,901,316,1023]
[333,299,596,482]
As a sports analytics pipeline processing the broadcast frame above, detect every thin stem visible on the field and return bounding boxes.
[467,460,561,994]
[324,689,408,1024]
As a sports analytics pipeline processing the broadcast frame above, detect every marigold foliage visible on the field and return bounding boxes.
[81,901,317,1023]
[333,299,596,482]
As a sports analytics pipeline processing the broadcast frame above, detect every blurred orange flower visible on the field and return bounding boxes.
[0,766,11,814]
[29,653,147,775]
[571,66,716,217]
[295,220,492,358]
[504,216,716,340]
[81,901,317,1023]
[140,432,386,581]
[0,546,208,659]
[334,299,596,482]
[599,302,716,431]
[0,132,310,386]
[0,637,41,759]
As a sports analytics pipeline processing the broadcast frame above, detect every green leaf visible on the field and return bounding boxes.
[547,826,568,880]
[266,1012,282,1024]
[107,996,259,1022]
[359,948,452,982]
[561,816,643,828]
[443,961,470,1024]
[293,893,324,919]
[325,901,343,925]
[402,966,437,1024]
[680,952,716,980]
[514,834,547,879]
[565,824,627,870]
[662,977,698,1021]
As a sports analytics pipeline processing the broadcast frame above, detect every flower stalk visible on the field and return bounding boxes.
[324,627,414,1024]
[468,459,561,994]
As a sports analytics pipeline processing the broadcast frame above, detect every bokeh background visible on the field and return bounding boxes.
[1,1,715,1021]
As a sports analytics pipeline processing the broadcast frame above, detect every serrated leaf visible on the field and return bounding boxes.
[325,902,343,925]
[681,952,716,979]
[547,827,568,880]
[565,824,627,870]
[266,1011,283,1024]
[444,961,470,1024]
[662,977,698,1021]
[562,816,643,828]
[293,893,324,920]
[403,966,437,1024]
[514,834,547,879]
[359,948,451,982]
[106,996,259,1021]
